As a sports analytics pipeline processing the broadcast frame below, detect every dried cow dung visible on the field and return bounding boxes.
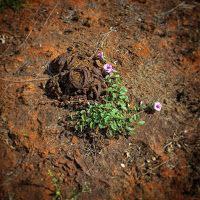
[45,52,106,101]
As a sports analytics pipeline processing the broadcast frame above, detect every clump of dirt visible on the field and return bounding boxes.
[45,49,107,104]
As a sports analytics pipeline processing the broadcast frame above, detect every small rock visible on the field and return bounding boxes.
[49,148,56,154]
[121,163,125,168]
[63,29,73,35]
[0,35,6,44]
[71,136,78,144]
[58,157,67,164]
[82,18,91,27]
[125,151,130,158]
[152,157,156,161]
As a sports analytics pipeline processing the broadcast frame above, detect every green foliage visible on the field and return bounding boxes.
[23,131,29,138]
[75,72,145,137]
[48,170,62,200]
[0,0,24,11]
[69,182,91,200]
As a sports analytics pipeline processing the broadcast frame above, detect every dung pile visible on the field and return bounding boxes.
[45,50,107,104]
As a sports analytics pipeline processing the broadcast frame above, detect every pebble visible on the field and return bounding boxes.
[125,151,130,158]
[152,157,156,161]
[71,136,78,144]
[121,163,125,168]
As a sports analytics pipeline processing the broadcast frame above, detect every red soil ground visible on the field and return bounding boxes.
[0,0,199,199]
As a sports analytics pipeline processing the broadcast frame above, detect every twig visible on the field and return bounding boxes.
[161,2,185,15]
[157,1,196,18]
[19,0,59,49]
[143,158,172,176]
[163,141,173,150]
[43,1,59,27]
[0,0,45,57]
[91,27,117,58]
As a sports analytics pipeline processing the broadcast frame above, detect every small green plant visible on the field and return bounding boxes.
[81,182,91,193]
[69,182,91,200]
[0,0,24,11]
[23,132,29,138]
[69,52,162,137]
[48,170,62,200]
[75,72,145,137]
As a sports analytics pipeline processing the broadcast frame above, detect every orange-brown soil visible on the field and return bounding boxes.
[0,0,199,199]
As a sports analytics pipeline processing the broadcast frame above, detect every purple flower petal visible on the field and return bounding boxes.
[98,52,104,60]
[153,102,162,111]
[103,63,114,74]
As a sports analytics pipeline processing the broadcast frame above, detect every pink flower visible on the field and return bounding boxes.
[153,102,162,111]
[103,64,114,74]
[98,52,104,60]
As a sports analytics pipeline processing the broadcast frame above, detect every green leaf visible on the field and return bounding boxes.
[89,122,94,129]
[99,124,105,129]
[86,118,91,123]
[132,114,140,121]
[112,93,117,99]
[129,129,135,135]
[138,121,145,126]
[80,110,86,114]
[81,115,86,121]
[121,105,127,110]
[104,116,110,123]
[134,105,140,112]
[110,122,117,131]
[52,177,58,183]
[107,88,114,93]
[120,86,128,93]
[80,124,83,132]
